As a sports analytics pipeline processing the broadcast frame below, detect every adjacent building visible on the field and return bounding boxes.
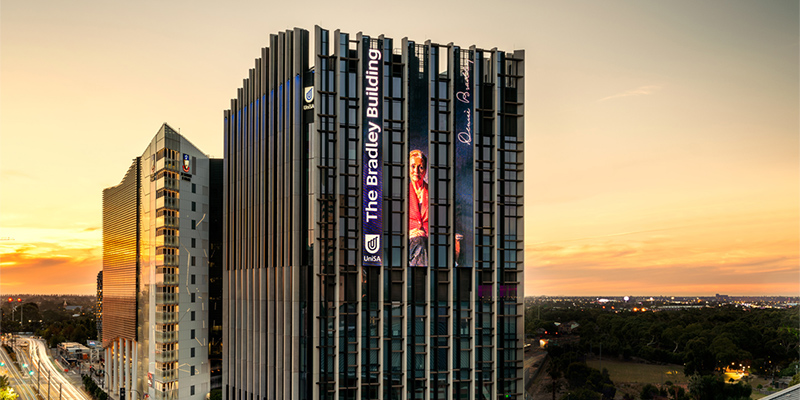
[102,124,223,400]
[223,27,524,400]
[96,271,103,341]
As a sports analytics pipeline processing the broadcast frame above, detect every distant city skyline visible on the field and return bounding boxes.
[1,0,798,297]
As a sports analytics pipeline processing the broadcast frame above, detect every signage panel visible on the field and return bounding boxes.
[362,38,383,267]
[408,43,429,267]
[182,153,190,173]
[454,50,474,268]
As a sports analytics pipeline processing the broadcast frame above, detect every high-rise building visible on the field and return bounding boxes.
[102,124,223,400]
[96,270,103,342]
[223,27,524,400]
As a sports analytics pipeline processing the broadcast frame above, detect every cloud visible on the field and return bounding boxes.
[0,242,101,295]
[599,85,662,101]
[0,169,34,180]
[524,225,799,296]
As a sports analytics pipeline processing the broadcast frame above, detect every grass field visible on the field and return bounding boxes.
[586,359,689,386]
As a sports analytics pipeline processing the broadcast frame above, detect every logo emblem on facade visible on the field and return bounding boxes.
[365,234,380,254]
[304,86,314,103]
[183,154,190,173]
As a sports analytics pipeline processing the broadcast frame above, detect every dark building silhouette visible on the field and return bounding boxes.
[223,27,524,400]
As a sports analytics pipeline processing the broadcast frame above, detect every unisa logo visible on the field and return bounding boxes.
[304,86,314,103]
[365,234,380,254]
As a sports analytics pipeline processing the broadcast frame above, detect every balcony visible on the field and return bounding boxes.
[154,367,177,383]
[156,197,179,211]
[155,311,177,324]
[156,177,179,191]
[155,349,178,363]
[156,216,179,229]
[156,293,177,305]
[155,254,179,267]
[156,272,179,286]
[153,389,178,400]
[155,235,179,247]
[155,330,177,343]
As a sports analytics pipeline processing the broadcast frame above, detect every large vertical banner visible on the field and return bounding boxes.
[408,43,429,268]
[454,50,474,268]
[362,38,383,267]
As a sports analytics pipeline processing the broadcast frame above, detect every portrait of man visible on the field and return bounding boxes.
[409,149,429,267]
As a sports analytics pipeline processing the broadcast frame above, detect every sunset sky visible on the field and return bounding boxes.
[1,0,797,296]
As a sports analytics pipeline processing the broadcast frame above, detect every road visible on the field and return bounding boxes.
[0,344,37,400]
[20,337,90,400]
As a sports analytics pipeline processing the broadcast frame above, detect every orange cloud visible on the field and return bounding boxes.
[598,85,662,101]
[0,242,101,295]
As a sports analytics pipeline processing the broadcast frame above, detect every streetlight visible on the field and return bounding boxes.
[129,387,147,400]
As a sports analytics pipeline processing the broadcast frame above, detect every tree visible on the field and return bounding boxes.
[688,374,752,400]
[560,388,601,400]
[0,387,18,400]
[546,361,564,400]
[640,383,659,399]
[684,337,716,376]
[0,376,17,400]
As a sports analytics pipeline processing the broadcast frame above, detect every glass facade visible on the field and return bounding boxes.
[102,159,140,347]
[103,124,219,400]
[224,27,523,400]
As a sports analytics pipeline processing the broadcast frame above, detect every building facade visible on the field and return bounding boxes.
[97,269,103,345]
[102,124,222,400]
[223,27,524,400]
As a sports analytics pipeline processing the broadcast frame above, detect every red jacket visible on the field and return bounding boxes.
[409,181,428,235]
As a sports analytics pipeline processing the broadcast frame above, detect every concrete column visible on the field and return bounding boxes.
[124,339,131,400]
[110,344,115,395]
[116,340,122,397]
[105,348,110,390]
[132,340,138,400]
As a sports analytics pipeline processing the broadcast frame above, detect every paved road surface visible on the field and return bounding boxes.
[0,344,37,400]
[21,337,90,400]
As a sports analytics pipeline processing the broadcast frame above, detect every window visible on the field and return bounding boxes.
[191,256,196,266]
[192,183,196,193]
[191,329,195,339]
[191,365,196,376]
[191,220,196,230]
[191,201,196,211]
[191,238,196,248]
[191,274,196,284]
[191,293,195,303]
[191,310,195,321]
[190,385,195,396]
[191,347,195,358]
